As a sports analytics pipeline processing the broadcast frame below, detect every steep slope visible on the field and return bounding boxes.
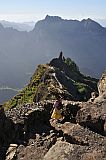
[81,18,104,32]
[3,53,98,110]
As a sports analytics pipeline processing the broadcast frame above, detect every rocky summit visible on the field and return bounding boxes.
[0,53,106,160]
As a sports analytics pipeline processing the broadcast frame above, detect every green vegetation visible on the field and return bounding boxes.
[3,64,48,110]
[75,82,87,94]
[65,57,79,73]
[75,82,89,100]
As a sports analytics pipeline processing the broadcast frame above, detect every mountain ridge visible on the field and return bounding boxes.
[3,53,98,110]
[33,15,105,33]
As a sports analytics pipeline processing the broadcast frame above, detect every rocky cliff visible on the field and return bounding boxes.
[0,54,106,160]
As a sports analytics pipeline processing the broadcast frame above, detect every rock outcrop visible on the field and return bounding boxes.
[76,102,106,134]
[98,71,106,94]
[95,70,106,102]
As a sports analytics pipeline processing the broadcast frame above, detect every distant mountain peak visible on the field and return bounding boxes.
[45,15,62,22]
[81,18,103,31]
[81,18,100,24]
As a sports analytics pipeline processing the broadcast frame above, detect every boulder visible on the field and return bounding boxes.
[44,141,74,160]
[95,70,106,102]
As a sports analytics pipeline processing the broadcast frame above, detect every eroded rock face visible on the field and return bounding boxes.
[44,140,106,160]
[76,102,106,134]
[44,141,74,160]
[44,122,106,160]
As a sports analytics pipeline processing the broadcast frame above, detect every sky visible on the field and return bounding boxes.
[0,0,106,26]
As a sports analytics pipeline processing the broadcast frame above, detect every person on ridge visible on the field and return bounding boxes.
[51,95,63,121]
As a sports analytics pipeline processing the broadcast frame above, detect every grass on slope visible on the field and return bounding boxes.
[3,64,48,110]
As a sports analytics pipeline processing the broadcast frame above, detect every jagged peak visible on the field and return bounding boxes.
[33,15,63,30]
[50,52,80,74]
[81,18,103,31]
[82,18,94,22]
[33,16,104,32]
[44,15,63,22]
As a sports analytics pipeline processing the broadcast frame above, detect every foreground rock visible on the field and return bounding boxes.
[44,122,106,160]
[76,101,106,134]
[0,101,53,159]
[6,144,18,160]
[44,141,74,160]
[44,140,106,160]
[5,101,53,143]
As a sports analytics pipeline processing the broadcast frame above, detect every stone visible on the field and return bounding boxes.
[6,144,18,160]
[45,122,106,160]
[44,141,74,160]
[95,70,106,102]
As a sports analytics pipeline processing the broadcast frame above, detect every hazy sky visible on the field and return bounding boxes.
[0,0,106,25]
